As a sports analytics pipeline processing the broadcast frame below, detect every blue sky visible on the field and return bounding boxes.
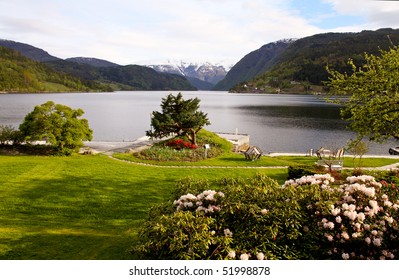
[0,0,398,66]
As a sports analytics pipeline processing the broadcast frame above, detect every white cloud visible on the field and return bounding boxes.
[1,0,399,65]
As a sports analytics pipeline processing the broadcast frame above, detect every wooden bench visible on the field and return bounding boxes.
[244,146,263,161]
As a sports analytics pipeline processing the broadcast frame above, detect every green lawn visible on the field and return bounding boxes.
[0,154,286,260]
[0,153,397,260]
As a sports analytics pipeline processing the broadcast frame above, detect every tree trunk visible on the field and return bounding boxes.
[189,129,197,146]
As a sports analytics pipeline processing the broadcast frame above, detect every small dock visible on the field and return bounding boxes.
[216,132,250,152]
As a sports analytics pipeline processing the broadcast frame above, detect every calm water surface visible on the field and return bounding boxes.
[0,91,396,154]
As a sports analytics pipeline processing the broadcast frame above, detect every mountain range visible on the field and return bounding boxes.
[2,27,399,93]
[0,39,231,91]
[0,39,196,92]
[147,60,232,90]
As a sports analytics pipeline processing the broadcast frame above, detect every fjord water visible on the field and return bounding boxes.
[0,91,396,154]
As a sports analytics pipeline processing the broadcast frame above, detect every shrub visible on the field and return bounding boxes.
[287,165,317,180]
[134,173,334,259]
[135,173,399,260]
[283,174,399,260]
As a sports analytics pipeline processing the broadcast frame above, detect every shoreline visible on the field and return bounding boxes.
[83,139,399,159]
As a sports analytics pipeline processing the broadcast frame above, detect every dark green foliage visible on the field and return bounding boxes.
[146,93,210,145]
[326,45,399,144]
[97,65,196,90]
[19,101,93,155]
[287,165,317,180]
[45,60,196,91]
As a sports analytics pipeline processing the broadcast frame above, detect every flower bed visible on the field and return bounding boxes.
[165,139,197,150]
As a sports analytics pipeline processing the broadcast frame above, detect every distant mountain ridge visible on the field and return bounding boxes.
[66,57,120,68]
[0,39,195,91]
[0,39,60,62]
[147,60,232,90]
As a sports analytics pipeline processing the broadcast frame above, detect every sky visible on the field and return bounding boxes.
[1,0,399,66]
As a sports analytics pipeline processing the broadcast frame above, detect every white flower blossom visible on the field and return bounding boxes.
[227,250,236,259]
[357,212,366,222]
[341,232,350,240]
[385,216,394,224]
[384,200,393,208]
[261,209,269,215]
[240,253,250,260]
[342,253,350,260]
[256,252,265,260]
[331,208,341,216]
[348,204,356,211]
[224,228,233,237]
[373,238,382,247]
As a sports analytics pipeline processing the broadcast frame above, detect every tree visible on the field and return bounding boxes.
[19,101,93,154]
[146,93,210,146]
[0,125,22,144]
[326,46,399,144]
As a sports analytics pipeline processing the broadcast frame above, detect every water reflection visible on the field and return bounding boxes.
[235,105,345,130]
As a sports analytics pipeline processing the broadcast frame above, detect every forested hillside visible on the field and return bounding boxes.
[213,39,294,90]
[229,28,399,93]
[0,40,197,91]
[0,46,107,93]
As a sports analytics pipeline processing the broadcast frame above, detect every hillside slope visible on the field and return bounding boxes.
[213,39,294,91]
[0,46,106,93]
[230,28,399,93]
[0,40,196,91]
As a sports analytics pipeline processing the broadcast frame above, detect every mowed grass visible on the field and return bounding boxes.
[0,154,286,260]
[0,153,397,260]
[115,151,399,168]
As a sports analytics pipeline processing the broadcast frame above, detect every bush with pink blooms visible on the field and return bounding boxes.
[134,173,399,260]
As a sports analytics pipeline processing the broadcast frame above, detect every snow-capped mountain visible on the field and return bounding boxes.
[146,60,233,89]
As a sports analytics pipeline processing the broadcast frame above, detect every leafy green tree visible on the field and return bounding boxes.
[0,125,22,144]
[19,101,92,154]
[326,46,399,144]
[146,93,210,145]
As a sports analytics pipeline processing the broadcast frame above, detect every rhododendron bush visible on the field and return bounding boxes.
[134,173,399,260]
